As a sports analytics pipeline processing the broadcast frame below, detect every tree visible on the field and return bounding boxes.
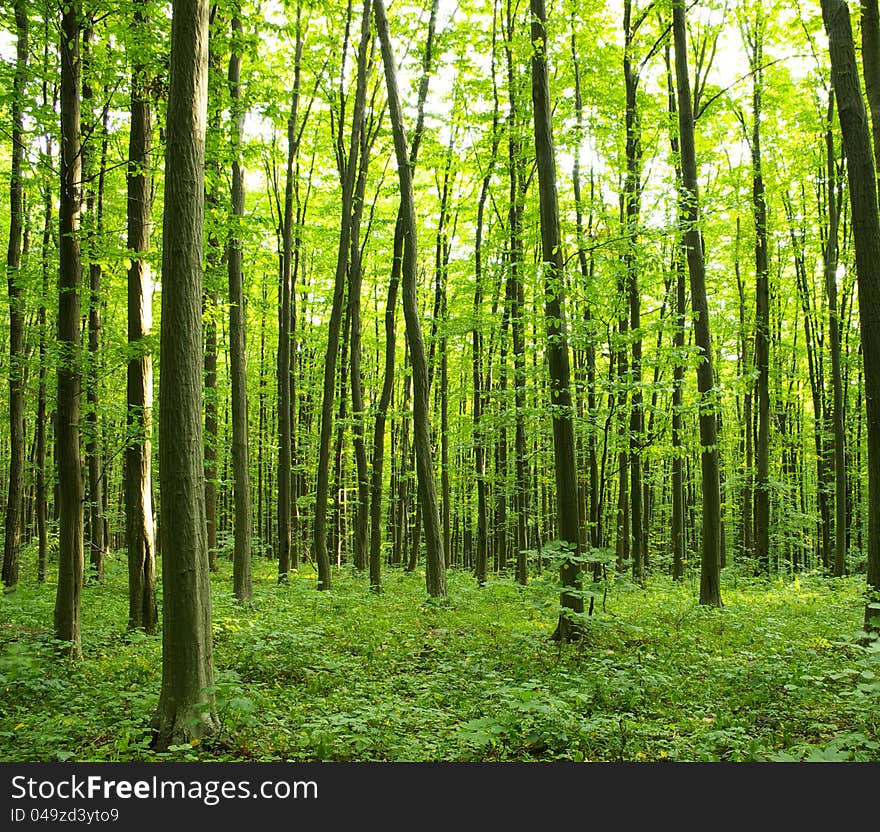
[374,0,447,598]
[672,0,722,607]
[2,0,28,590]
[126,0,158,631]
[530,0,584,639]
[821,0,880,596]
[54,0,86,658]
[152,0,220,749]
[228,10,253,603]
[313,0,372,591]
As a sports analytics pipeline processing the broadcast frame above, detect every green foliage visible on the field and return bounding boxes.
[0,554,877,762]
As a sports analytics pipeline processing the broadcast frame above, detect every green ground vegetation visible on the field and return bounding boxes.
[1,549,879,763]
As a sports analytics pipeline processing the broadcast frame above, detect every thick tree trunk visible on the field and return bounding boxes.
[672,0,722,606]
[375,0,447,597]
[530,0,584,639]
[54,0,85,657]
[822,0,880,595]
[126,0,158,631]
[2,0,28,590]
[152,0,219,749]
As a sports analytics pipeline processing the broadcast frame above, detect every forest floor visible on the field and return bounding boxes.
[1,549,878,762]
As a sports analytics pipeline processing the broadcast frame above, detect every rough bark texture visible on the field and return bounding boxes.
[530,0,584,639]
[860,0,880,184]
[2,0,28,590]
[823,0,880,594]
[152,0,219,749]
[54,0,85,657]
[672,0,722,607]
[126,0,158,631]
[375,0,447,597]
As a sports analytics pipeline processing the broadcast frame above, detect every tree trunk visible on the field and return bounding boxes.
[82,25,107,583]
[746,20,771,576]
[530,0,584,639]
[54,0,85,657]
[822,0,880,595]
[313,0,370,589]
[672,0,722,606]
[824,106,848,577]
[2,0,28,590]
[126,0,158,631]
[623,0,644,584]
[277,6,304,582]
[375,0,447,597]
[349,148,372,573]
[152,0,219,749]
[228,13,252,602]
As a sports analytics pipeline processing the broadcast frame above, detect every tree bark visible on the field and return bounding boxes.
[822,0,880,595]
[152,0,219,749]
[313,0,371,589]
[126,0,158,631]
[2,0,28,590]
[228,13,252,602]
[277,7,304,582]
[672,0,722,606]
[54,0,85,657]
[530,0,584,639]
[374,0,447,597]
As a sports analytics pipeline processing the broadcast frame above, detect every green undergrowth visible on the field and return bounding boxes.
[1,548,878,762]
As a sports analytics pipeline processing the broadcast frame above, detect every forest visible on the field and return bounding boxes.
[0,0,879,764]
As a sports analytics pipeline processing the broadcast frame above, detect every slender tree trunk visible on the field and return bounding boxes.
[745,21,771,576]
[82,26,107,582]
[824,108,848,577]
[375,0,447,597]
[126,0,158,631]
[530,0,583,639]
[314,0,371,589]
[2,0,28,590]
[277,6,304,582]
[623,0,644,584]
[349,137,372,573]
[822,0,880,595]
[572,26,600,550]
[54,0,85,657]
[228,13,252,602]
[36,166,50,585]
[152,0,219,749]
[473,16,500,586]
[672,0,722,606]
[665,48,687,579]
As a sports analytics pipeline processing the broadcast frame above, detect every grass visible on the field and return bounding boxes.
[1,547,879,762]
